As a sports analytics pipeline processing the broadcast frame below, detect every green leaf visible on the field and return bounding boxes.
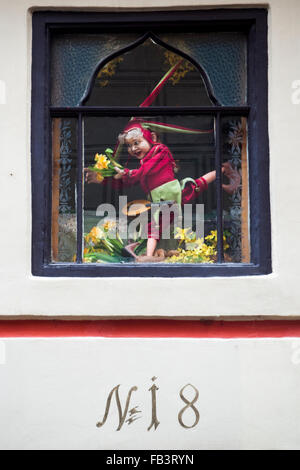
[84,251,128,263]
[109,156,123,169]
[87,166,116,177]
[133,239,147,256]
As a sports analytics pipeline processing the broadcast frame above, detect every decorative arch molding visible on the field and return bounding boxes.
[80,32,220,106]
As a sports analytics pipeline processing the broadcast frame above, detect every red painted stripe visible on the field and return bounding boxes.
[0,320,300,338]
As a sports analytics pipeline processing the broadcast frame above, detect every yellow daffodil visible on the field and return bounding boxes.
[194,237,204,247]
[85,226,104,244]
[204,230,230,250]
[102,220,116,232]
[94,153,109,169]
[174,227,192,241]
[164,229,226,264]
[96,173,104,183]
[205,230,217,242]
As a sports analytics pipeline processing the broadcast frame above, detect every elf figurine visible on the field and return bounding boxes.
[111,120,239,259]
[85,58,240,261]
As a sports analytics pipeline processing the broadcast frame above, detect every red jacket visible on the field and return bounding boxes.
[122,144,176,193]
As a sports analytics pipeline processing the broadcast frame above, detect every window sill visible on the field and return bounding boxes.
[33,261,271,278]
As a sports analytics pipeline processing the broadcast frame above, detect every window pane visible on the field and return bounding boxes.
[51,34,139,106]
[159,32,247,105]
[222,116,250,263]
[51,118,77,262]
[51,32,247,107]
[83,115,222,264]
[86,38,213,107]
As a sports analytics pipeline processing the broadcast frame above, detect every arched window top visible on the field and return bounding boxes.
[51,31,247,107]
[83,34,216,107]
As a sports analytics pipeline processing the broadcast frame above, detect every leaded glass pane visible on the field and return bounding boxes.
[51,34,139,106]
[51,118,77,262]
[222,116,250,262]
[51,32,247,107]
[158,32,247,105]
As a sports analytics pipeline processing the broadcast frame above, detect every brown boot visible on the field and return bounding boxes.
[166,250,180,257]
[136,253,165,263]
[154,249,166,258]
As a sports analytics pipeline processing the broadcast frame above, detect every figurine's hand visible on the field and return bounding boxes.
[113,167,125,179]
[222,161,234,176]
[222,162,241,195]
[84,168,102,184]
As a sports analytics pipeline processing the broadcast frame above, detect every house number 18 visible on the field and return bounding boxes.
[96,378,200,431]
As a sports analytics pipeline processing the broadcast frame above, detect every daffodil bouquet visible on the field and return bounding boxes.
[84,221,147,263]
[166,228,231,263]
[83,224,231,264]
[88,148,124,182]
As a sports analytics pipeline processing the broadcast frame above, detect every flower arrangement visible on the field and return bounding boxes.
[88,148,123,182]
[165,229,230,263]
[84,221,146,263]
[83,224,230,264]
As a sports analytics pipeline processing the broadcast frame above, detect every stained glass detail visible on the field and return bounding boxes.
[222,116,250,262]
[52,118,77,262]
[51,34,139,106]
[159,33,247,105]
[51,32,247,107]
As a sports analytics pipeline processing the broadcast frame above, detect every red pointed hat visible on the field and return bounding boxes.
[113,59,213,159]
[122,120,156,145]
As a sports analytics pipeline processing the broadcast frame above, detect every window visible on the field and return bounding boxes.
[32,9,271,277]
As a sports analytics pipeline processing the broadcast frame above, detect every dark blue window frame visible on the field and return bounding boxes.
[31,9,271,277]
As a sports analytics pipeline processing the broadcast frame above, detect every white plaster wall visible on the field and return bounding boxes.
[0,0,300,317]
[0,337,300,450]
